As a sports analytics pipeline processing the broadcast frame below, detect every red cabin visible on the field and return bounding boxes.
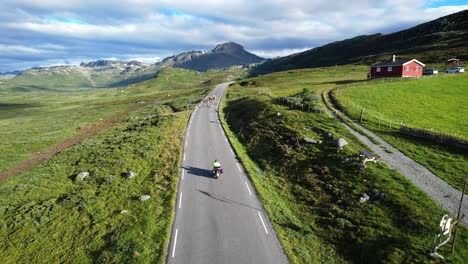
[447,58,459,66]
[369,59,425,78]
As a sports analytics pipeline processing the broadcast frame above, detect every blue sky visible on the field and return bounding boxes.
[425,0,468,7]
[0,0,466,72]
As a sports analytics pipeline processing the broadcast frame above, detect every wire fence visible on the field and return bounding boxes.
[331,92,466,141]
[341,73,454,88]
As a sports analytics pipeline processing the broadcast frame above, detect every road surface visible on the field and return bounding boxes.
[167,82,288,264]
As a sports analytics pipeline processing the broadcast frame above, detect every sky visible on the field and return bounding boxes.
[0,0,467,72]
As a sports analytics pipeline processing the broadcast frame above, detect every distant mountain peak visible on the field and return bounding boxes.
[154,42,264,72]
[212,42,244,53]
[80,60,127,67]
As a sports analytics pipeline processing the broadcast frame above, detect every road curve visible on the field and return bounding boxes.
[167,82,288,264]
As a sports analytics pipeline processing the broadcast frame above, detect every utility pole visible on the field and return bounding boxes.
[452,173,467,254]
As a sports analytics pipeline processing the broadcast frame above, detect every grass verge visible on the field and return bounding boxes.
[220,79,468,263]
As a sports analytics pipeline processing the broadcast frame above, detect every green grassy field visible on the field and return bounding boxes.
[0,67,243,172]
[0,103,186,263]
[332,74,468,190]
[334,74,468,138]
[239,65,368,97]
[220,68,468,263]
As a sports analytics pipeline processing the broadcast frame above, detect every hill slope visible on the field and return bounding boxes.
[2,60,159,90]
[156,42,264,71]
[252,10,468,75]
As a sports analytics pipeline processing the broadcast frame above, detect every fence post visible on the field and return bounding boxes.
[452,173,467,254]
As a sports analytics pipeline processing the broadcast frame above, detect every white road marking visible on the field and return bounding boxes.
[179,192,183,209]
[236,163,241,172]
[258,212,269,234]
[245,182,252,196]
[181,169,185,180]
[172,229,178,258]
[183,153,186,161]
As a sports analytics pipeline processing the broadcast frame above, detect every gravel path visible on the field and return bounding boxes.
[322,90,467,225]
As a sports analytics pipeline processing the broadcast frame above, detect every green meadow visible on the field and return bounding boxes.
[220,67,468,263]
[334,74,468,138]
[0,103,187,263]
[0,67,242,172]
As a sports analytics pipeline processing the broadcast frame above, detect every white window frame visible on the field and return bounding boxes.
[416,66,419,72]
[376,67,381,72]
[388,66,392,72]
[406,66,410,72]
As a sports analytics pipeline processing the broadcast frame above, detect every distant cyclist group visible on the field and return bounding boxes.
[201,95,216,106]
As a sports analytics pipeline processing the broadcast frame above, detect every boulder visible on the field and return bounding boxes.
[120,210,129,214]
[75,172,89,181]
[333,138,348,148]
[126,171,137,179]
[139,195,151,201]
[359,193,370,203]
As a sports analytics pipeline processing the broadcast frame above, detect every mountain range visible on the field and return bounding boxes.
[252,9,468,75]
[0,70,22,80]
[1,42,262,89]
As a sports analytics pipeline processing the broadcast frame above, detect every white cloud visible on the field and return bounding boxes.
[252,47,313,58]
[0,44,43,54]
[125,55,161,64]
[0,0,467,72]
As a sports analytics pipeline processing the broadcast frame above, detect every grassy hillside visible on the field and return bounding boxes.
[332,74,468,190]
[220,68,468,263]
[252,10,468,75]
[1,65,159,90]
[0,103,186,263]
[0,67,243,172]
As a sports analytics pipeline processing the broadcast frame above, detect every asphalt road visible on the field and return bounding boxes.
[167,82,288,264]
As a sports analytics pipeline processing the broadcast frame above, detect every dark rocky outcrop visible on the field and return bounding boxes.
[155,42,264,72]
